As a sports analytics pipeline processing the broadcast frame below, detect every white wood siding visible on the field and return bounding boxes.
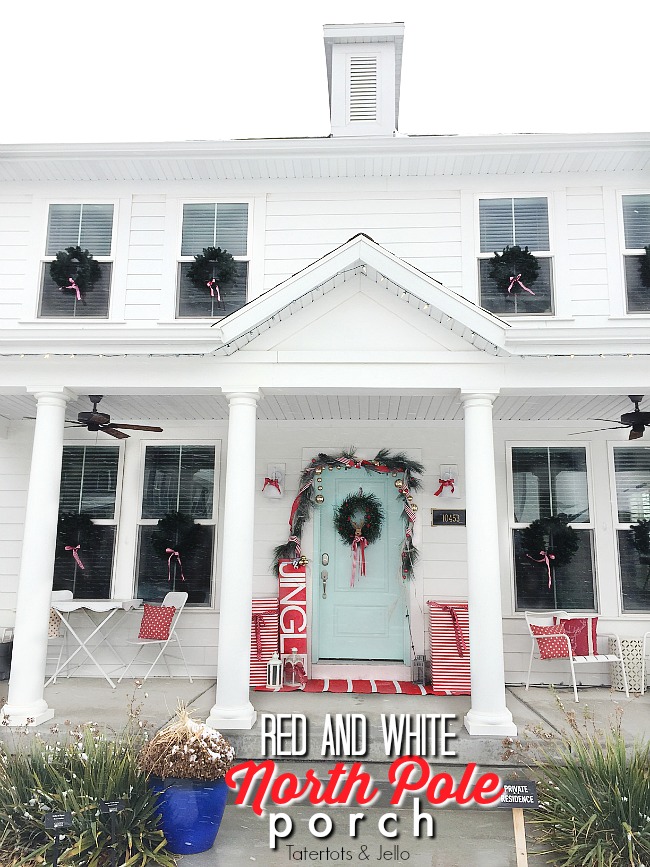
[565,187,610,320]
[0,195,31,321]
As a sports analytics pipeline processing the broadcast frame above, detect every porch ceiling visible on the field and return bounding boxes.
[0,392,642,424]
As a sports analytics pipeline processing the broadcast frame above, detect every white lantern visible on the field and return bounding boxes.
[266,652,282,689]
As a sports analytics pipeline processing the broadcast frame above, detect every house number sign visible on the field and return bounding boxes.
[431,509,466,526]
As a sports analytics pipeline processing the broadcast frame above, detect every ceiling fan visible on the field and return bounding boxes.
[570,395,650,440]
[66,395,164,439]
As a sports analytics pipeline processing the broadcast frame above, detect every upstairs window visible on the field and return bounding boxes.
[53,446,120,598]
[39,204,114,318]
[622,194,650,312]
[511,447,595,611]
[177,203,249,318]
[478,197,553,315]
[613,447,650,611]
[135,445,217,605]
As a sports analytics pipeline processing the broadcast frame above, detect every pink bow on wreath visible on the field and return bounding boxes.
[262,477,281,494]
[507,274,535,295]
[64,545,85,570]
[434,478,455,496]
[65,278,82,301]
[527,550,555,589]
[165,548,186,582]
[351,535,368,587]
[206,279,220,300]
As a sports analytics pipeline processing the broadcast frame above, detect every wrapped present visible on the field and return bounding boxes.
[250,598,279,687]
[427,600,471,695]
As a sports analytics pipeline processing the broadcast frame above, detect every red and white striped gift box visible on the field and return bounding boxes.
[427,600,471,695]
[250,598,279,687]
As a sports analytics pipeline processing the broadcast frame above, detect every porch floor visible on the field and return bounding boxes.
[0,679,646,867]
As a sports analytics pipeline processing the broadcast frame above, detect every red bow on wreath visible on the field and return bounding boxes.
[351,534,368,587]
[527,550,555,589]
[165,548,186,582]
[434,478,455,496]
[206,278,220,300]
[507,274,535,295]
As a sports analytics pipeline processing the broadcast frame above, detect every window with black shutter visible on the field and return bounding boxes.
[177,203,249,318]
[135,445,216,605]
[478,197,553,315]
[39,204,114,318]
[53,446,120,597]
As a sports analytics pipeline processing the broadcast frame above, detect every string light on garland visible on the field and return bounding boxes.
[272,448,423,580]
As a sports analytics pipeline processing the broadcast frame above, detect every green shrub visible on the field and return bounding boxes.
[0,723,176,867]
[529,706,650,866]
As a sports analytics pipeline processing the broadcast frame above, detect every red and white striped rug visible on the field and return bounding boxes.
[256,679,435,695]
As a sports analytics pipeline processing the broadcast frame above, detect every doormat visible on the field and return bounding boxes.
[256,679,435,695]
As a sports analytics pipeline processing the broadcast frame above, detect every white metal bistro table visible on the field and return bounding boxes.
[46,598,142,688]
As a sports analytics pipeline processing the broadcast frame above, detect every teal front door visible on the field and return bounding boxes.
[313,468,407,661]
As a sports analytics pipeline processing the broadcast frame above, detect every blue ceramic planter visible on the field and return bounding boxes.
[150,776,229,854]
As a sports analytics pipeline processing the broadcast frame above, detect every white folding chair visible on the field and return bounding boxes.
[525,610,629,702]
[642,631,650,695]
[118,592,192,683]
[46,590,73,683]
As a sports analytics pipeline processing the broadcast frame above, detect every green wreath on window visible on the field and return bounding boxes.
[488,245,540,297]
[186,246,237,296]
[639,245,650,289]
[630,519,650,565]
[521,514,579,568]
[49,246,102,300]
[150,511,203,561]
[333,490,384,547]
[56,512,102,571]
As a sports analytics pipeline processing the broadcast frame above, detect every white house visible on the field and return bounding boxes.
[1,22,649,737]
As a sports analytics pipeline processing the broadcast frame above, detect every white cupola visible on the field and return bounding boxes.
[323,22,405,138]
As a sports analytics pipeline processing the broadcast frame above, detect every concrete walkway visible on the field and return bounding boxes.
[0,678,646,866]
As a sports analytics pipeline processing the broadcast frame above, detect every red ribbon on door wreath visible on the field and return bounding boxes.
[350,535,368,587]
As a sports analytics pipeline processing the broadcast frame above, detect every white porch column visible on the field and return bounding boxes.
[2,388,74,727]
[461,391,517,737]
[207,389,260,730]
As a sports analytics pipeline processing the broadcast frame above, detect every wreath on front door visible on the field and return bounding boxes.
[333,489,384,586]
[49,246,102,302]
[186,246,237,303]
[488,245,540,297]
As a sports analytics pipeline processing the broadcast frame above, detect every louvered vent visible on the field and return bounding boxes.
[348,55,378,122]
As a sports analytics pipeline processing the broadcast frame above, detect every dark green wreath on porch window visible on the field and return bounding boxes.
[186,247,237,293]
[639,245,650,289]
[334,490,384,546]
[150,511,203,560]
[630,519,650,566]
[521,514,579,569]
[488,245,540,296]
[56,512,102,570]
[49,246,102,299]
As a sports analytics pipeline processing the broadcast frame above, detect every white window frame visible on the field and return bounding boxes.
[476,193,555,318]
[36,199,118,321]
[608,441,650,616]
[618,190,650,316]
[174,200,252,321]
[506,441,597,614]
[59,439,125,599]
[133,439,221,609]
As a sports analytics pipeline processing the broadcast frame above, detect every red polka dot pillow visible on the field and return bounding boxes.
[530,624,570,659]
[138,604,176,640]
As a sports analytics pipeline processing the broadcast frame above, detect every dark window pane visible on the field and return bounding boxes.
[80,449,119,518]
[181,203,248,256]
[59,447,85,514]
[177,447,215,518]
[479,198,513,252]
[622,195,650,249]
[46,203,113,256]
[512,448,551,522]
[514,529,595,611]
[46,204,81,254]
[141,447,181,518]
[177,260,248,318]
[181,204,216,255]
[135,524,214,605]
[614,447,650,523]
[513,198,549,250]
[53,525,115,599]
[39,262,112,318]
[624,255,650,312]
[617,529,650,611]
[479,257,553,315]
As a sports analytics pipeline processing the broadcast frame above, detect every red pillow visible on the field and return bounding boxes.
[138,604,176,640]
[556,616,598,656]
[530,624,570,659]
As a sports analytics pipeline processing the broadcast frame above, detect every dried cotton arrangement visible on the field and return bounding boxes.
[138,704,235,782]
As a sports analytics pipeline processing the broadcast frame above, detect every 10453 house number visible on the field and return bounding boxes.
[431,509,466,526]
